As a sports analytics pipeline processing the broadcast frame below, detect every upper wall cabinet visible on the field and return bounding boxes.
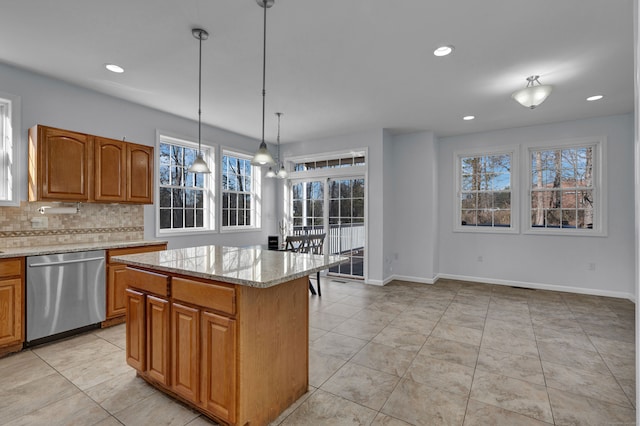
[29,125,154,204]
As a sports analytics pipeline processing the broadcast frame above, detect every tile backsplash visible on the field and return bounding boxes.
[0,201,144,248]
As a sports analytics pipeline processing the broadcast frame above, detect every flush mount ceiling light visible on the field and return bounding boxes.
[105,64,124,73]
[251,0,276,167]
[511,75,553,109]
[463,115,475,121]
[586,95,604,101]
[187,28,211,174]
[433,45,454,57]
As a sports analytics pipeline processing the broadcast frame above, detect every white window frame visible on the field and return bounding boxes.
[524,136,606,236]
[155,132,215,237]
[454,146,519,234]
[220,148,262,232]
[0,92,21,206]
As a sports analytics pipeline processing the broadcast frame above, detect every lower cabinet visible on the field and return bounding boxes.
[0,257,24,356]
[146,295,170,386]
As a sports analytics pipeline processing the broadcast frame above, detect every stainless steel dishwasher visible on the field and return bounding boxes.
[26,250,106,344]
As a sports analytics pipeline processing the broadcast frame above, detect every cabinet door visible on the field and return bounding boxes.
[127,143,153,204]
[106,264,128,318]
[201,311,236,423]
[125,288,145,371]
[95,137,126,202]
[0,278,22,347]
[38,127,92,201]
[147,295,170,385]
[171,303,200,402]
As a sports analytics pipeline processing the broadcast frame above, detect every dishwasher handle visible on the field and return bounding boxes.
[28,256,105,268]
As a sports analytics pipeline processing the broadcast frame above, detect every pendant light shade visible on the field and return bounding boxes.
[511,75,553,109]
[251,0,276,167]
[188,28,211,174]
[267,112,288,179]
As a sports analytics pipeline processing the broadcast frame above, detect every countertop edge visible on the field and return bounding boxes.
[0,240,168,258]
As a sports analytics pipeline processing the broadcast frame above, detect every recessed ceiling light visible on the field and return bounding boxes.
[433,45,454,57]
[463,115,475,121]
[586,95,604,101]
[105,64,124,73]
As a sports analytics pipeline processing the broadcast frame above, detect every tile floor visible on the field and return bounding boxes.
[0,279,635,425]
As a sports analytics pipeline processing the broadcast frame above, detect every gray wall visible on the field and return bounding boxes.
[0,62,277,248]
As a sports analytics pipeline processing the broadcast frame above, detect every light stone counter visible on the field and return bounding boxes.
[113,245,348,288]
[0,240,167,259]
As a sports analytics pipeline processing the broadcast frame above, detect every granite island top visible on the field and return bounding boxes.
[0,240,167,259]
[113,245,348,288]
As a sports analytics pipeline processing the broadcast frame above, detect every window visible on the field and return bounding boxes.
[456,149,516,232]
[293,154,365,172]
[157,135,213,234]
[528,139,603,234]
[0,92,20,206]
[221,151,260,230]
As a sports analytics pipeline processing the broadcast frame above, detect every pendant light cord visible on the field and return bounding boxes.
[198,30,203,155]
[261,1,267,146]
[276,112,281,164]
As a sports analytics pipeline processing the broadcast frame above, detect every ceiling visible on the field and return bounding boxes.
[0,0,634,143]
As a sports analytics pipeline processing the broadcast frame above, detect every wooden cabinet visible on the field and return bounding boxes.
[125,288,146,371]
[29,125,154,204]
[0,257,25,357]
[146,295,170,386]
[105,243,167,325]
[29,126,91,202]
[171,302,200,402]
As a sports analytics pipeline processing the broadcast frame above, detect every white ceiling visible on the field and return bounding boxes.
[0,0,633,143]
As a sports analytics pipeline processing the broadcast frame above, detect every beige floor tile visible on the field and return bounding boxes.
[464,399,552,426]
[481,333,539,358]
[406,353,474,396]
[280,389,377,425]
[531,317,583,334]
[351,341,415,377]
[484,318,536,342]
[419,336,479,368]
[32,334,122,371]
[547,387,636,426]
[590,335,635,357]
[439,311,486,331]
[309,349,348,387]
[5,392,110,426]
[370,413,413,425]
[382,378,467,426]
[58,349,131,391]
[486,309,533,328]
[0,352,57,390]
[537,341,609,375]
[542,359,632,408]
[352,308,398,326]
[431,322,483,346]
[470,370,553,423]
[534,328,596,352]
[321,301,363,318]
[310,332,368,361]
[446,301,488,318]
[94,416,128,426]
[84,368,158,414]
[114,391,201,426]
[309,326,328,342]
[0,372,79,423]
[332,317,386,340]
[269,387,316,425]
[309,311,348,331]
[372,325,428,352]
[476,348,545,386]
[321,362,399,410]
[94,323,127,350]
[388,316,437,335]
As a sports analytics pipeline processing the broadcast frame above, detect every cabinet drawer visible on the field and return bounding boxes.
[0,258,23,278]
[172,277,236,315]
[108,244,166,263]
[125,268,169,297]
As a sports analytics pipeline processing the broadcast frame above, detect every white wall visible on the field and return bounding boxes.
[281,129,385,284]
[438,114,635,299]
[0,62,277,248]
[388,131,439,283]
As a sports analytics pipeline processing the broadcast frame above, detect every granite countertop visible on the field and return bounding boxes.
[0,240,167,259]
[113,245,348,288]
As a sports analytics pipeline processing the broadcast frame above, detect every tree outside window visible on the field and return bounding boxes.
[222,152,256,229]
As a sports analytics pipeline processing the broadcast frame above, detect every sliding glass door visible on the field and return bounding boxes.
[290,177,365,279]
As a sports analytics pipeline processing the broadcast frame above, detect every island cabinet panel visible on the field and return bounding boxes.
[127,143,154,204]
[125,288,145,371]
[0,257,24,357]
[172,277,235,316]
[146,295,170,386]
[94,137,126,202]
[171,302,200,402]
[29,126,92,201]
[105,244,167,323]
[201,311,236,423]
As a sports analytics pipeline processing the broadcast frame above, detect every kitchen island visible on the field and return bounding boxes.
[113,245,346,426]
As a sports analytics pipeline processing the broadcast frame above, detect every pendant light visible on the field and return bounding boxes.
[250,0,276,167]
[187,28,211,174]
[511,75,553,109]
[275,112,288,179]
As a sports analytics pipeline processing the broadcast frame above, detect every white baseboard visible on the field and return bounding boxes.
[436,273,636,301]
